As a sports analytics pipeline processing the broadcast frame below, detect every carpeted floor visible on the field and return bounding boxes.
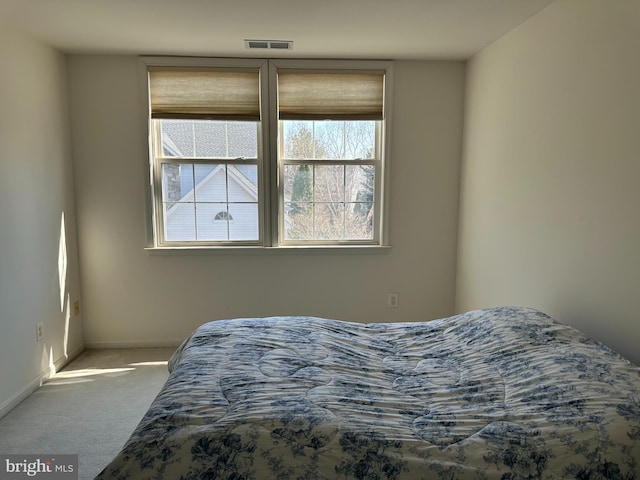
[0,348,175,480]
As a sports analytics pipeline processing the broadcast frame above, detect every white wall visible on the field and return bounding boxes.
[457,0,640,364]
[68,57,465,346]
[0,24,84,416]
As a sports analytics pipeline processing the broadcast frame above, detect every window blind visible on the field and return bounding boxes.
[278,71,385,121]
[148,68,260,121]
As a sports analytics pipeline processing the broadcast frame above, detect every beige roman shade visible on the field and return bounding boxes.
[148,68,261,121]
[278,70,385,121]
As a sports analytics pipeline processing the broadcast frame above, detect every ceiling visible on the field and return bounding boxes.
[0,0,556,59]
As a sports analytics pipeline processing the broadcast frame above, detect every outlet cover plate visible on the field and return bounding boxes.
[36,322,44,342]
[387,293,399,308]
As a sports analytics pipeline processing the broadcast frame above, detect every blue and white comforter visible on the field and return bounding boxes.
[97,307,640,479]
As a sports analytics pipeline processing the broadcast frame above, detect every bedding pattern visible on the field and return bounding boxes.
[97,307,640,479]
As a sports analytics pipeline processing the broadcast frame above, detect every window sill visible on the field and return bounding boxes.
[145,245,391,255]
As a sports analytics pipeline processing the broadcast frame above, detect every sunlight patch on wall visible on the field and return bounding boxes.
[64,293,71,360]
[39,346,57,386]
[58,212,68,312]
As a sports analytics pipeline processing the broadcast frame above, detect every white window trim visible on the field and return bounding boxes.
[139,56,394,252]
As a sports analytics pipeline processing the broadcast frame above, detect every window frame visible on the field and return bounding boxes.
[140,57,393,250]
[276,121,382,245]
[151,120,265,246]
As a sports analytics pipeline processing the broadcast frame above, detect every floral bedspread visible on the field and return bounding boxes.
[96,307,640,479]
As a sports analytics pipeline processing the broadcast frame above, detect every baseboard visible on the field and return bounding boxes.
[54,343,86,372]
[0,376,42,420]
[0,342,176,418]
[0,343,85,420]
[84,340,182,349]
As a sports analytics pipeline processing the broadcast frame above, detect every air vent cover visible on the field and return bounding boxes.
[245,39,293,50]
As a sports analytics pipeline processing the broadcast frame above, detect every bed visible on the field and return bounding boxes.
[96,307,640,479]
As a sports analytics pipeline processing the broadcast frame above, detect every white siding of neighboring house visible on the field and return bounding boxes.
[165,165,258,241]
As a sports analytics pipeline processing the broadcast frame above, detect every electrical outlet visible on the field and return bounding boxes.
[387,293,399,308]
[36,322,44,342]
[73,300,80,316]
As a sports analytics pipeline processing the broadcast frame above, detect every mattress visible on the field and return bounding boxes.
[96,307,640,479]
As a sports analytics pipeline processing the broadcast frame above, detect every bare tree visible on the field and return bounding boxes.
[283,121,375,240]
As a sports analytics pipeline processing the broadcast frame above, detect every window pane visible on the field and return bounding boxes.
[314,203,345,240]
[228,165,258,202]
[162,162,259,242]
[226,122,258,159]
[286,201,373,241]
[284,164,313,204]
[282,120,375,160]
[346,164,375,204]
[194,122,226,157]
[283,121,316,159]
[346,164,375,240]
[161,121,194,157]
[164,202,196,241]
[196,203,229,241]
[345,204,374,240]
[162,163,196,240]
[160,119,258,159]
[162,163,194,202]
[283,163,376,241]
[284,202,312,240]
[228,204,259,241]
[314,165,345,202]
[194,164,225,202]
[194,203,259,241]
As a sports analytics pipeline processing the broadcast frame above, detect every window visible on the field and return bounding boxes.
[143,57,393,248]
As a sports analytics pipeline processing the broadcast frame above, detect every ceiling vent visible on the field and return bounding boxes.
[245,39,293,50]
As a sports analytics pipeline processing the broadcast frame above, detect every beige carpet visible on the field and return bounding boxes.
[0,348,175,480]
